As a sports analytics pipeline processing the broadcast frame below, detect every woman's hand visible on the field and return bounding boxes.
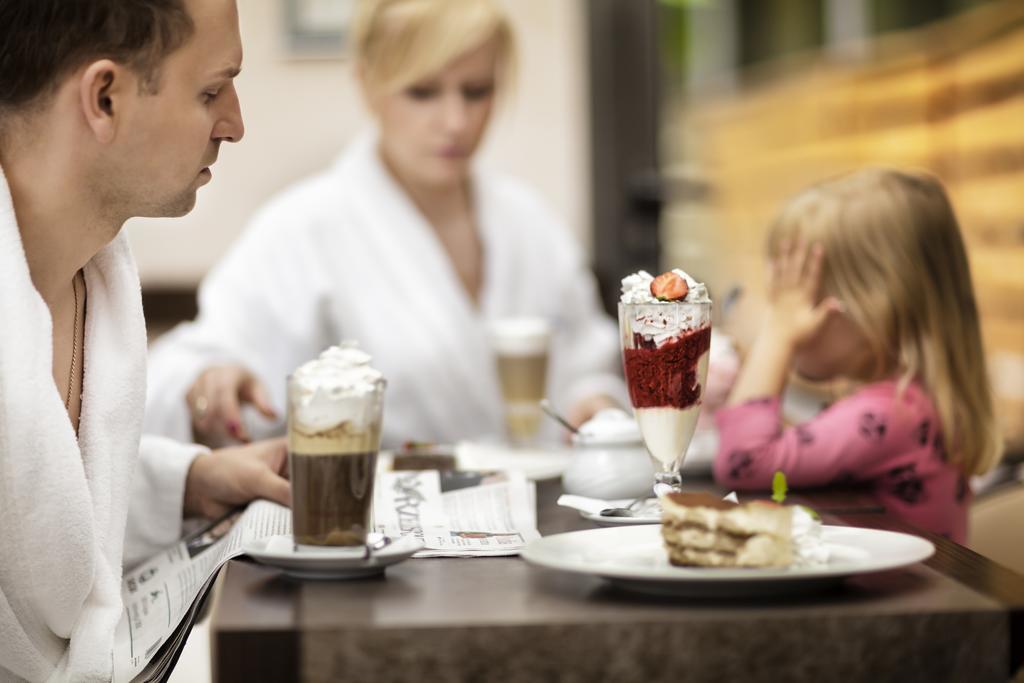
[187,364,278,445]
[764,240,842,348]
[567,394,621,429]
[184,438,290,520]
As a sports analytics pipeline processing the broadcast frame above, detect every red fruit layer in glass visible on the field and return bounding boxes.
[623,326,712,409]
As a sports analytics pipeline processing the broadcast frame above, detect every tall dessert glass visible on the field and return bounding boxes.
[619,299,712,495]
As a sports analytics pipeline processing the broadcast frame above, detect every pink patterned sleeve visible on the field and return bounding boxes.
[712,392,895,489]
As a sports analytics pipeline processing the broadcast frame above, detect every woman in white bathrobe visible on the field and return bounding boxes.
[145,0,626,448]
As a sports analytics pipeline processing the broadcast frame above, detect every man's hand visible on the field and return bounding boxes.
[187,364,278,445]
[184,438,290,520]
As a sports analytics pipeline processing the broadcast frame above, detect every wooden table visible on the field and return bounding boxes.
[209,479,1024,682]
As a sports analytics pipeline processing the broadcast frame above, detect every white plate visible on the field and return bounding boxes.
[455,441,572,481]
[521,524,934,597]
[243,534,423,580]
[580,499,662,527]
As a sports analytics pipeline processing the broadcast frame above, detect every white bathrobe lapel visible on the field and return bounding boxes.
[0,164,145,681]
[340,136,504,433]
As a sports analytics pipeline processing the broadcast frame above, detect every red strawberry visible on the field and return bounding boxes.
[650,271,689,301]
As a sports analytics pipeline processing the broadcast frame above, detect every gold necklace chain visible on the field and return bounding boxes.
[65,270,81,410]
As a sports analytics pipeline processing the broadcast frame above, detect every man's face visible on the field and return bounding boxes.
[107,0,244,218]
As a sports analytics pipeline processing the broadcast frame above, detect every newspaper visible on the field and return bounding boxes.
[375,469,539,557]
[113,500,291,681]
[112,467,538,681]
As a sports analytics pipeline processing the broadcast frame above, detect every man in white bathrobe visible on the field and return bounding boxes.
[0,1,290,680]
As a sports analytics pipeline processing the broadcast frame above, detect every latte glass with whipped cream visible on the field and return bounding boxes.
[287,344,385,549]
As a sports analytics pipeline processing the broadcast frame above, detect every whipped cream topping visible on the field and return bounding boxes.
[487,317,550,356]
[575,408,642,445]
[291,342,384,433]
[791,506,830,567]
[621,270,712,345]
[620,269,710,305]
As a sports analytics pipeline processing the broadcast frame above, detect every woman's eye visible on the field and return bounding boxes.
[406,86,438,101]
[202,91,219,104]
[463,84,494,101]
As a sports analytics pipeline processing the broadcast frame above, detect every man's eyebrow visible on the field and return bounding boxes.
[213,65,242,79]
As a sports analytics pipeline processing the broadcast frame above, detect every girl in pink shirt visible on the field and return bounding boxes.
[713,168,1002,543]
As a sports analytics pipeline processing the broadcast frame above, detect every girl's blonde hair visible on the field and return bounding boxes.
[767,168,1002,476]
[351,0,515,93]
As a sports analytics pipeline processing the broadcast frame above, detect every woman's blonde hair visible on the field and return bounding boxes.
[767,168,1002,476]
[351,0,515,93]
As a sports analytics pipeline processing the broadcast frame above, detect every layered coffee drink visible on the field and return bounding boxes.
[488,317,550,444]
[287,344,385,548]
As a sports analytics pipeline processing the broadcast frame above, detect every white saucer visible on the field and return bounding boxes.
[242,534,423,580]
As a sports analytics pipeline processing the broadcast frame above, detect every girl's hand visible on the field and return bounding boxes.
[187,364,279,445]
[765,240,842,348]
[724,240,842,407]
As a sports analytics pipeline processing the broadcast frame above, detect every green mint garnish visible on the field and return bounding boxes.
[798,505,821,521]
[771,471,788,504]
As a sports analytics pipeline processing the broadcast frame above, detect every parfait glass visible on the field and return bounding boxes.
[619,300,712,496]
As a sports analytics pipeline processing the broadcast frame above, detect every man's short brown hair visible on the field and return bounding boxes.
[0,1,194,114]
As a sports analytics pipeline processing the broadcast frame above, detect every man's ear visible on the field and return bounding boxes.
[79,59,129,144]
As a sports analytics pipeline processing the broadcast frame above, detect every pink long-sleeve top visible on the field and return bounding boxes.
[713,380,969,543]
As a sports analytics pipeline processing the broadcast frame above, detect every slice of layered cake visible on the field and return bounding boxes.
[661,492,793,568]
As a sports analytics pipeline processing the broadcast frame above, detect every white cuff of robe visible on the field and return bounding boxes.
[123,435,208,569]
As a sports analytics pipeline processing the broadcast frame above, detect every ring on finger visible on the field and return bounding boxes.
[194,395,209,419]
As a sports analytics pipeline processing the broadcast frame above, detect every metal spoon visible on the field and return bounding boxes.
[599,496,648,517]
[540,399,579,435]
[362,532,392,560]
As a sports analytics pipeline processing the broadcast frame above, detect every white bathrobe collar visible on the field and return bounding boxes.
[0,164,145,681]
[334,133,506,431]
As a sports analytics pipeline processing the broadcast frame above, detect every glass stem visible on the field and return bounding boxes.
[653,470,682,497]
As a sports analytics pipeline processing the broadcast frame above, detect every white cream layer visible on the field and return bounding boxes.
[635,406,702,469]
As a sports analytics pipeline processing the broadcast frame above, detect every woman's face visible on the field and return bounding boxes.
[366,39,499,191]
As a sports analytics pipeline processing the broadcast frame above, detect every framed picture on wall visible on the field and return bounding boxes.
[284,0,358,59]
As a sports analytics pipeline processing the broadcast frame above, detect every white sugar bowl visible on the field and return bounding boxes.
[562,409,654,500]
